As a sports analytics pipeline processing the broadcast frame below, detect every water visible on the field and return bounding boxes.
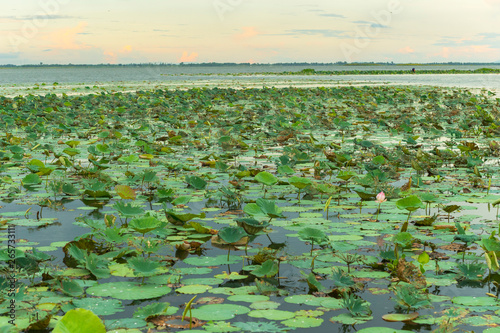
[0,64,499,91]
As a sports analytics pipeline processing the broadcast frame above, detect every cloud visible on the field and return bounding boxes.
[104,51,117,64]
[319,13,346,18]
[353,20,388,29]
[178,51,198,62]
[435,33,500,47]
[286,29,349,38]
[435,45,499,60]
[398,46,414,54]
[122,45,133,53]
[0,52,20,60]
[234,27,259,41]
[0,14,75,21]
[47,22,91,50]
[437,47,451,58]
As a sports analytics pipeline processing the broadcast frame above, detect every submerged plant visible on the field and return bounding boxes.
[390,283,431,313]
[342,292,372,318]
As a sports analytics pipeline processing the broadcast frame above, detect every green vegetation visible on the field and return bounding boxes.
[0,84,500,331]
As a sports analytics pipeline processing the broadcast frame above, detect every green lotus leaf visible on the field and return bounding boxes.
[249,301,281,310]
[382,312,419,322]
[190,304,250,321]
[233,322,289,333]
[183,255,241,266]
[86,282,171,300]
[255,171,278,186]
[248,309,295,321]
[256,198,284,218]
[63,147,80,157]
[452,296,498,306]
[356,328,413,333]
[172,195,192,206]
[298,227,328,244]
[22,173,42,185]
[176,284,213,294]
[129,216,161,234]
[181,278,224,285]
[113,201,145,217]
[419,192,438,203]
[62,183,80,196]
[336,170,356,181]
[251,260,279,278]
[127,257,161,276]
[227,295,269,303]
[203,321,240,332]
[288,176,312,189]
[329,313,373,325]
[133,302,176,319]
[218,226,247,244]
[105,318,148,330]
[396,195,424,212]
[185,175,207,190]
[392,232,413,247]
[235,217,269,235]
[61,280,84,297]
[53,308,106,333]
[281,316,324,328]
[243,203,265,216]
[285,294,323,307]
[277,165,295,175]
[118,155,139,164]
[71,298,124,316]
[163,208,206,225]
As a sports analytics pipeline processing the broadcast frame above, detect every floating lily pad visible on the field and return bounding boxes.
[281,316,323,328]
[176,284,213,294]
[248,309,295,321]
[183,255,241,266]
[190,304,250,321]
[86,282,171,300]
[382,312,419,322]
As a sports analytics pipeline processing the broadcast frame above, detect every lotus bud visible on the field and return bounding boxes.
[376,191,387,203]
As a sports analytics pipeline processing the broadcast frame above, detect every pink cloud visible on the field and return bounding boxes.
[48,22,90,50]
[179,51,199,62]
[104,51,117,64]
[435,45,499,60]
[234,27,259,41]
[398,46,414,54]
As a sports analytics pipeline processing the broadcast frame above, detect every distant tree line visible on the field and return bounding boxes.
[0,61,498,68]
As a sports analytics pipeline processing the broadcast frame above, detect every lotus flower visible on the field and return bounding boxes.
[376,192,387,204]
[375,191,386,220]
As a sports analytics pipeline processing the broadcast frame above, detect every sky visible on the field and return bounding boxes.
[0,0,499,65]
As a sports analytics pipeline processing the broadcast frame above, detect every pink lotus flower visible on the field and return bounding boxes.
[376,192,387,204]
[375,192,386,221]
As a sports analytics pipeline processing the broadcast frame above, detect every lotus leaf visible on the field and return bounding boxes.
[251,260,279,278]
[218,226,247,244]
[129,216,161,234]
[255,171,278,186]
[86,282,171,300]
[248,309,295,321]
[190,304,250,321]
[396,195,424,212]
[53,308,106,333]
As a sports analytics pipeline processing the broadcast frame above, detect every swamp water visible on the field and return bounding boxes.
[1,81,500,332]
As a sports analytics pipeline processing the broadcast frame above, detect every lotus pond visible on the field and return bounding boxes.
[1,84,500,332]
